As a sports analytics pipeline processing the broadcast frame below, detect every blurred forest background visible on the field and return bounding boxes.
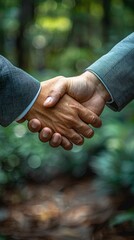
[0,0,134,238]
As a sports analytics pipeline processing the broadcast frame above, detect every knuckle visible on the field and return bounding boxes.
[72,105,79,111]
[86,129,94,138]
[65,143,73,150]
[90,115,102,128]
[66,116,76,125]
[61,141,73,150]
[55,126,62,133]
[96,119,102,128]
[90,115,97,124]
[75,125,83,132]
[70,134,83,145]
[76,138,84,145]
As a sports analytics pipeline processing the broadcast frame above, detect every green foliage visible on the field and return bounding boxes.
[1,102,134,195]
[90,105,134,193]
[0,121,91,186]
[0,236,7,240]
[0,0,134,226]
[110,209,134,226]
[48,47,94,75]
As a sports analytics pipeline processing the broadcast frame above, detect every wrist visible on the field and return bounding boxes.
[84,71,111,103]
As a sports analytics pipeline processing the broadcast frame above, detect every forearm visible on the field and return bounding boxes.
[87,33,134,111]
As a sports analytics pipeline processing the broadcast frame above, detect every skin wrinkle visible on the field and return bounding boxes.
[25,83,101,145]
[26,33,134,149]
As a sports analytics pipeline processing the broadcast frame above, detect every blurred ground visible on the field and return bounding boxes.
[0,175,134,240]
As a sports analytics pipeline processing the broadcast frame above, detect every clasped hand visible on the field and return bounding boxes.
[20,71,110,150]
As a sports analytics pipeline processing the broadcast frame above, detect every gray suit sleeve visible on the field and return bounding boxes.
[0,55,40,127]
[87,33,134,111]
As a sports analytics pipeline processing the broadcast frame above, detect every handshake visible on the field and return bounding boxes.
[1,33,132,149]
[21,71,111,150]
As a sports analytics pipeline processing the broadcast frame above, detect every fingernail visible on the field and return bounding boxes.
[31,122,37,129]
[44,97,52,105]
[43,133,48,138]
[52,136,59,144]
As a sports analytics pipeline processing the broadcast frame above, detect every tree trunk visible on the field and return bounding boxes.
[102,0,112,43]
[67,1,91,48]
[16,0,35,69]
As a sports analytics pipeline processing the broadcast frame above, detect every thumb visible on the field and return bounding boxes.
[43,80,67,108]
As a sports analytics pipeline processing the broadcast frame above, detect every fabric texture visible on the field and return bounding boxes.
[0,55,40,126]
[16,86,41,121]
[87,32,134,111]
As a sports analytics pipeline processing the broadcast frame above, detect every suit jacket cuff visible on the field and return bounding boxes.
[86,33,134,111]
[0,56,40,126]
[16,86,41,121]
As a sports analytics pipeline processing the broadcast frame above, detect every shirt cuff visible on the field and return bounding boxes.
[16,85,41,121]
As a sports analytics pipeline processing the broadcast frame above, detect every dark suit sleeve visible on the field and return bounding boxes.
[87,33,134,111]
[0,55,40,127]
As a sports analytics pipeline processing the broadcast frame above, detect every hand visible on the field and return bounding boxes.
[27,120,73,150]
[28,72,110,148]
[23,80,102,149]
[43,71,111,115]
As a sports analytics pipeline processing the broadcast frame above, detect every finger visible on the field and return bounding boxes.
[74,123,94,139]
[39,127,54,142]
[49,133,62,147]
[43,80,67,108]
[65,130,84,145]
[60,136,73,150]
[28,119,42,132]
[78,106,102,128]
